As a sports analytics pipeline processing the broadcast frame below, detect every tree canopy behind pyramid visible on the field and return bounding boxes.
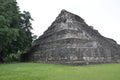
[22,9,120,65]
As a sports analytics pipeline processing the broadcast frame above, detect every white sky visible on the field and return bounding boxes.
[17,0,120,44]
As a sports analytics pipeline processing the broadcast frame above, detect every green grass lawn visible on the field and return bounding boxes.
[0,63,120,80]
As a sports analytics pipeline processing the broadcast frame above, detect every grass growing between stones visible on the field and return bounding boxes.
[0,63,120,80]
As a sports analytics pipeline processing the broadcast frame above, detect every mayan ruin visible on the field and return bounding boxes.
[22,10,120,65]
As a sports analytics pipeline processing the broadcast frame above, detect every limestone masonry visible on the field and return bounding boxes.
[22,10,120,65]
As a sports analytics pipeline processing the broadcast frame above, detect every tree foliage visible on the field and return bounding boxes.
[0,0,35,63]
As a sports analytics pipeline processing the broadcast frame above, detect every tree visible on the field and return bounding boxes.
[0,0,34,63]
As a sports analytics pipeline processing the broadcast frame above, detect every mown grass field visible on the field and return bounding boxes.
[0,63,120,80]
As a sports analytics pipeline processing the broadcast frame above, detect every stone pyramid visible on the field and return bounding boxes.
[22,9,120,65]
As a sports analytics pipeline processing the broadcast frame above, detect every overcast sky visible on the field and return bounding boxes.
[17,0,120,44]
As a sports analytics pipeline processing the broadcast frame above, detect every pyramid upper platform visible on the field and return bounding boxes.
[55,9,84,23]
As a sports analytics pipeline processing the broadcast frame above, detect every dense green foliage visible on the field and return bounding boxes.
[0,63,120,80]
[0,0,34,62]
